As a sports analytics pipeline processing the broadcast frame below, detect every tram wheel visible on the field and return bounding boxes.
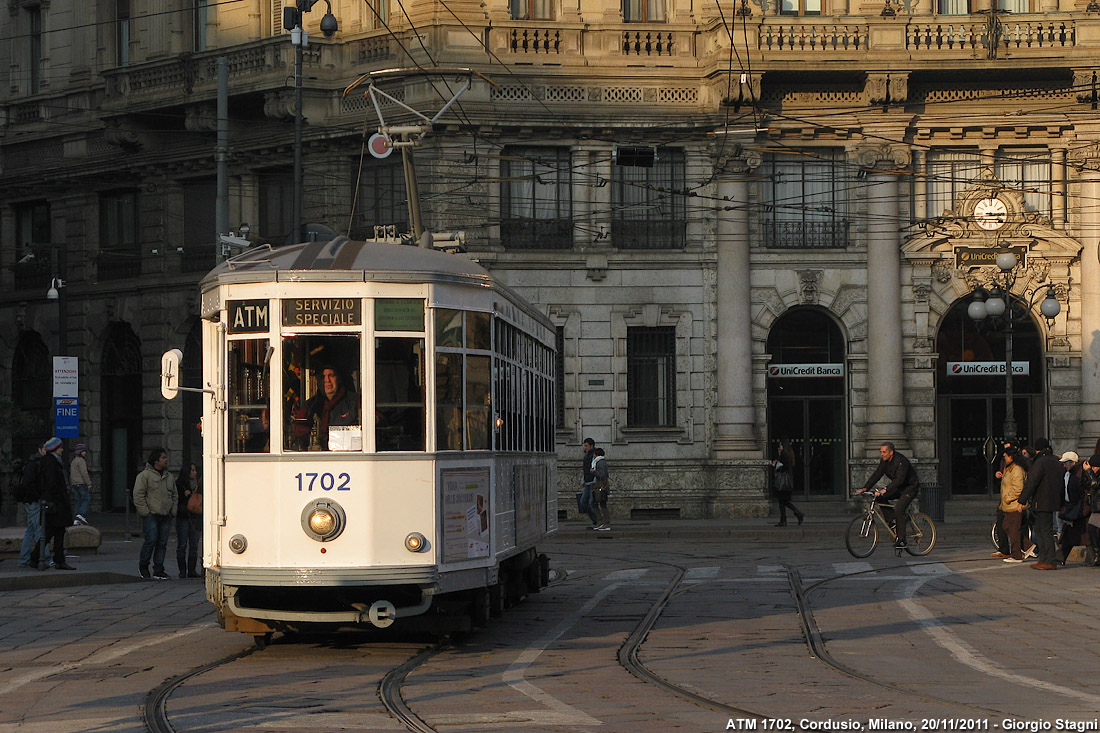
[252,632,273,650]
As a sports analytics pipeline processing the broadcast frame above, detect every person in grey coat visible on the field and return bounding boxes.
[133,448,176,580]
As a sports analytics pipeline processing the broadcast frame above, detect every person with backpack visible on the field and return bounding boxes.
[17,443,52,569]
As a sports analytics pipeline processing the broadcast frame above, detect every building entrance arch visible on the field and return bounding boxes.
[101,323,143,511]
[766,307,847,499]
[936,296,1045,498]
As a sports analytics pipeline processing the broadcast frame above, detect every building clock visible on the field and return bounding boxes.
[973,197,1008,230]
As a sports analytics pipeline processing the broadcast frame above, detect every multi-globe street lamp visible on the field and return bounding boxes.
[967,251,1060,440]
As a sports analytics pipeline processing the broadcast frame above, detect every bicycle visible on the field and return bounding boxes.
[845,492,937,558]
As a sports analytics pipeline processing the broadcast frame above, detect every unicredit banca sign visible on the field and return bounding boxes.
[767,363,844,378]
[946,361,1030,376]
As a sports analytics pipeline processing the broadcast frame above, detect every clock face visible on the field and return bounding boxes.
[973,197,1008,230]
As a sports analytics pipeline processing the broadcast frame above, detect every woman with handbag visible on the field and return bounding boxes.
[175,463,202,578]
[772,437,804,527]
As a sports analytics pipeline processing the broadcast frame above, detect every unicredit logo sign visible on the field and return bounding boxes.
[767,363,844,378]
[946,361,1029,376]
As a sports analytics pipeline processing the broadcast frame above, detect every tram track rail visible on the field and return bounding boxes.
[141,559,579,733]
[558,548,1026,723]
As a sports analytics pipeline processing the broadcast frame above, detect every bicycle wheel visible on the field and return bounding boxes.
[905,513,937,556]
[990,521,1001,551]
[845,515,878,558]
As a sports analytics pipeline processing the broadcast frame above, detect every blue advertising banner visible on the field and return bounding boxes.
[55,397,79,438]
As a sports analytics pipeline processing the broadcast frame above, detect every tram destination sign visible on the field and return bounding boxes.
[946,361,1030,376]
[282,298,362,328]
[228,299,270,334]
[954,246,1027,270]
[767,363,844,378]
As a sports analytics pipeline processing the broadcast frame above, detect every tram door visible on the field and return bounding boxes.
[766,308,847,499]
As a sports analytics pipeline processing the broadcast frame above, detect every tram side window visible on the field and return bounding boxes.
[377,337,425,451]
[228,339,270,453]
[282,334,362,451]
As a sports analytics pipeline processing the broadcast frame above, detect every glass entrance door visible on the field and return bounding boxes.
[769,397,845,498]
[945,395,1033,496]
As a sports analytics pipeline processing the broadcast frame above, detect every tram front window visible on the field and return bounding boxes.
[282,334,362,451]
[376,337,425,451]
[227,339,270,453]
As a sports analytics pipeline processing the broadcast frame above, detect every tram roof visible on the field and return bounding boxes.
[201,237,491,286]
[200,236,553,330]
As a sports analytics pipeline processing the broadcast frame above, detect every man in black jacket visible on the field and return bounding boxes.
[856,442,921,548]
[1016,437,1065,570]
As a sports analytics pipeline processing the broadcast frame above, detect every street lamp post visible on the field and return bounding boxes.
[967,252,1061,440]
[284,0,338,244]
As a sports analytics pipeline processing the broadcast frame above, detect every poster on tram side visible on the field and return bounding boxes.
[441,468,491,563]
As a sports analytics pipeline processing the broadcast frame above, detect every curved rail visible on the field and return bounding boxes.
[378,644,447,733]
[143,647,257,733]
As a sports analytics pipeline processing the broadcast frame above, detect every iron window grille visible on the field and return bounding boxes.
[351,158,408,239]
[627,326,677,427]
[98,191,141,280]
[762,149,848,249]
[611,148,686,249]
[501,147,573,250]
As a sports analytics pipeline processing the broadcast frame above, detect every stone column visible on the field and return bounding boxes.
[1069,143,1100,441]
[858,145,911,454]
[714,152,761,456]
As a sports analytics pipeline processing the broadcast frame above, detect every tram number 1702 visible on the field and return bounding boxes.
[295,472,352,491]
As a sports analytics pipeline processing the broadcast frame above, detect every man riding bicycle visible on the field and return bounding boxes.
[855,441,921,549]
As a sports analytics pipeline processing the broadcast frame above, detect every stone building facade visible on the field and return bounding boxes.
[2,0,1098,520]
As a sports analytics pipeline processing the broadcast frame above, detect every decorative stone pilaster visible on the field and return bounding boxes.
[856,144,911,454]
[1068,142,1100,440]
[714,150,761,457]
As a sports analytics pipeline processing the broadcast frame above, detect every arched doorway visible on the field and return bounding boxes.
[101,323,143,511]
[936,297,1045,497]
[10,331,51,460]
[766,308,847,499]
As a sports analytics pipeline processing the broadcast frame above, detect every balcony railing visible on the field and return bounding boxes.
[12,243,53,291]
[907,18,1074,51]
[759,24,868,51]
[500,218,574,249]
[612,219,687,250]
[763,219,849,249]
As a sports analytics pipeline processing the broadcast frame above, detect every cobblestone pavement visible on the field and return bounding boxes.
[2,526,1098,732]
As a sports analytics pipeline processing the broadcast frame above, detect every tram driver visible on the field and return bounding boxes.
[306,365,361,451]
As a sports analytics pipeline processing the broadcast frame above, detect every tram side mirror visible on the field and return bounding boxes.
[161,349,183,400]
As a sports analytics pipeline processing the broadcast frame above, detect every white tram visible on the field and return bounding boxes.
[164,236,557,643]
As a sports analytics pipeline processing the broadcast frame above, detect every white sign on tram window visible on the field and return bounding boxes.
[767,363,844,378]
[946,361,1030,376]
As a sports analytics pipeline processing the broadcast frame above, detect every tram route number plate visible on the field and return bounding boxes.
[295,472,351,491]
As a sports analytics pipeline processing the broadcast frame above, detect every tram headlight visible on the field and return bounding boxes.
[405,532,428,553]
[300,499,346,542]
[309,509,336,536]
[229,534,247,554]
